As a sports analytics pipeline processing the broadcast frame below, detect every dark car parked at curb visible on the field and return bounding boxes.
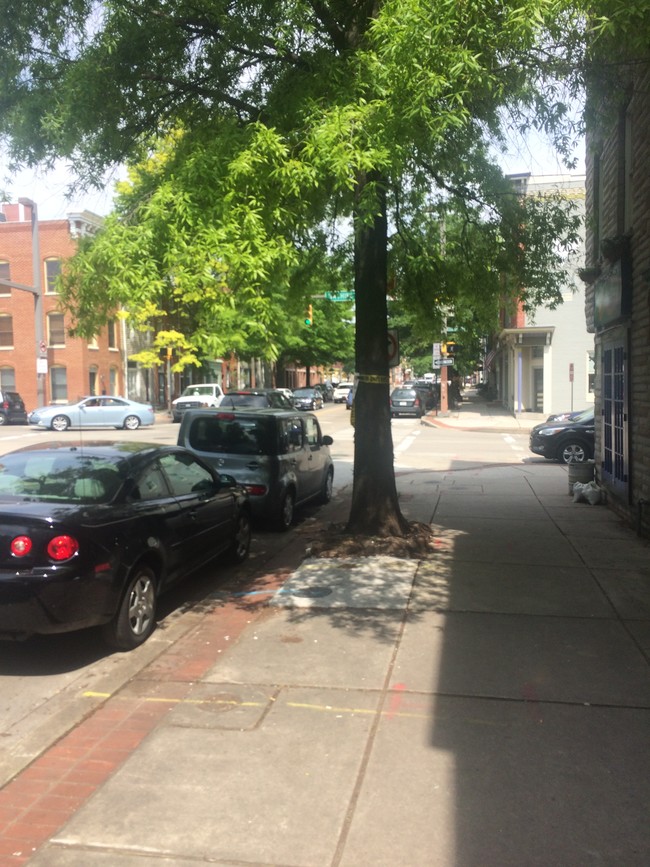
[0,390,28,425]
[390,387,427,418]
[178,408,334,530]
[0,441,251,649]
[220,389,294,410]
[529,408,595,464]
[292,387,324,411]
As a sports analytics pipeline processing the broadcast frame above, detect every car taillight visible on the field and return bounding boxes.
[245,484,267,496]
[2,401,8,410]
[415,397,421,406]
[10,536,32,557]
[47,536,79,561]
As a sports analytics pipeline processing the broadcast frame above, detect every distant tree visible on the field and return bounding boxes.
[1,0,622,535]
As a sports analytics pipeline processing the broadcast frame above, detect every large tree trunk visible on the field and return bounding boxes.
[347,172,410,536]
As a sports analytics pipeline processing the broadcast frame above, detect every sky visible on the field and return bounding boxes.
[1,131,585,221]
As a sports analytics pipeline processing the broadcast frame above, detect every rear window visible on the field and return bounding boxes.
[187,414,276,455]
[391,389,417,399]
[221,394,267,408]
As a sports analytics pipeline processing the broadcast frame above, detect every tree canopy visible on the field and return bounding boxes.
[2,0,641,534]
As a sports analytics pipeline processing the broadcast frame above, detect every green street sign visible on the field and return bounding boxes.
[325,291,355,302]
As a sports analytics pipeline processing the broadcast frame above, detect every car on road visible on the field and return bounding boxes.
[171,383,224,422]
[546,407,590,423]
[315,382,334,402]
[390,387,427,418]
[291,387,324,411]
[0,390,28,425]
[529,408,595,463]
[220,389,294,410]
[0,441,250,649]
[28,396,155,431]
[178,408,334,530]
[333,382,354,403]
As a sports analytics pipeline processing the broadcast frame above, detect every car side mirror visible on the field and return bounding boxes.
[322,435,333,446]
[218,473,238,488]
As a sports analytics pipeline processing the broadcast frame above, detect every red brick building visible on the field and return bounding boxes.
[0,201,122,412]
[583,62,650,534]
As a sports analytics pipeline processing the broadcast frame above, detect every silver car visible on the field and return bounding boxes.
[28,396,155,431]
[178,408,334,530]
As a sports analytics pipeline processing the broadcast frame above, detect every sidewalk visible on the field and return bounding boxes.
[2,399,650,866]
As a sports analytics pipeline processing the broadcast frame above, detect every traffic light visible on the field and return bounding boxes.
[304,304,313,326]
[446,342,459,355]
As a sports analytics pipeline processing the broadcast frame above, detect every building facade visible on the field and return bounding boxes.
[0,201,121,412]
[582,63,650,535]
[487,174,594,417]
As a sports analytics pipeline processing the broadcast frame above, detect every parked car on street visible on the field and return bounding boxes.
[28,396,155,431]
[0,441,250,649]
[171,383,224,422]
[546,408,590,423]
[292,387,324,411]
[390,387,427,418]
[333,382,354,403]
[315,382,334,402]
[178,408,334,530]
[0,390,28,425]
[220,389,294,410]
[529,408,595,463]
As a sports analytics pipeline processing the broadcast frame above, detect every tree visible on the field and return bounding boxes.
[0,0,609,535]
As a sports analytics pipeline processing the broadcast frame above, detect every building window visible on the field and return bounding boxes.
[587,350,595,395]
[0,261,10,296]
[107,320,117,349]
[44,259,62,294]
[88,335,99,349]
[109,367,118,394]
[50,366,68,402]
[0,368,16,389]
[47,313,66,347]
[0,315,13,348]
[89,367,98,395]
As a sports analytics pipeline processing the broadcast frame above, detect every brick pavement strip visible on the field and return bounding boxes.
[0,589,276,867]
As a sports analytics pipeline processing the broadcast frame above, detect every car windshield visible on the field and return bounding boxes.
[187,414,276,455]
[571,408,594,423]
[221,394,267,407]
[0,453,124,502]
[182,385,215,396]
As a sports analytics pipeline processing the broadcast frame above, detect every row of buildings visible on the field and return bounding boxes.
[0,202,319,412]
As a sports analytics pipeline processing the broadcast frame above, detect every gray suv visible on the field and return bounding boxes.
[178,409,334,530]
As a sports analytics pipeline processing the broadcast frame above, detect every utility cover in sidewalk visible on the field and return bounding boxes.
[271,556,418,609]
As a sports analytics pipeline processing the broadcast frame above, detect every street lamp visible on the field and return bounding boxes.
[17,198,46,407]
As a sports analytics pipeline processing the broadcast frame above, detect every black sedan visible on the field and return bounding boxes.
[529,408,595,464]
[292,387,324,410]
[390,387,426,418]
[0,442,251,650]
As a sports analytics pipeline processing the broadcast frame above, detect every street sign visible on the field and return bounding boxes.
[434,358,454,367]
[325,290,355,302]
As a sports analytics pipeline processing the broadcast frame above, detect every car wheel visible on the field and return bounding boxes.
[0,413,7,426]
[559,441,590,464]
[103,565,157,650]
[319,467,334,504]
[276,489,295,531]
[51,415,70,432]
[123,415,140,430]
[228,510,252,564]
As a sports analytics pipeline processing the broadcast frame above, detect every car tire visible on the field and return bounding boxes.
[227,510,252,564]
[276,489,295,532]
[123,415,141,430]
[0,413,7,426]
[559,441,591,464]
[103,565,157,651]
[51,415,71,432]
[319,467,334,504]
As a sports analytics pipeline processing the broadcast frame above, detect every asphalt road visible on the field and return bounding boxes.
[0,405,533,786]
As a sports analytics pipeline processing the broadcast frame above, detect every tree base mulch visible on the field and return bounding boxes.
[303,520,439,560]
